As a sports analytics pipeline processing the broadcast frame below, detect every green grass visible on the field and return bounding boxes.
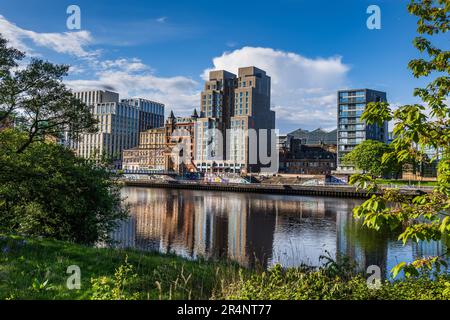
[1,234,449,300]
[0,234,241,300]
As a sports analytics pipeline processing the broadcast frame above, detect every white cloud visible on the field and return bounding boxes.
[66,68,200,116]
[0,15,97,58]
[0,14,351,132]
[68,65,86,75]
[99,58,151,73]
[0,15,200,116]
[203,46,350,132]
[67,46,350,129]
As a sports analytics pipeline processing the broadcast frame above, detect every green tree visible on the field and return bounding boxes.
[0,34,97,153]
[350,0,450,277]
[0,129,128,244]
[0,34,126,245]
[0,36,24,122]
[343,140,400,177]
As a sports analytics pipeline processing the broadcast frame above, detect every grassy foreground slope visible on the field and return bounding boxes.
[0,234,240,300]
[1,235,449,300]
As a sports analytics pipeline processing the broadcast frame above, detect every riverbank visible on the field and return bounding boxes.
[0,234,240,300]
[122,179,429,199]
[1,235,449,300]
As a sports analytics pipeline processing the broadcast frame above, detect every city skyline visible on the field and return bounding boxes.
[0,0,444,133]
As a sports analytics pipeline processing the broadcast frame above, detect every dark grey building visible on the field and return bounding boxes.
[337,89,388,172]
[288,128,337,145]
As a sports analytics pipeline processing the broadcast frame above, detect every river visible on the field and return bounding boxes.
[112,187,448,278]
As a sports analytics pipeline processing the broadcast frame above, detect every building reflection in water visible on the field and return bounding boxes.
[111,187,449,275]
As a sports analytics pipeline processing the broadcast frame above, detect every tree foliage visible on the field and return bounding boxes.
[0,34,97,153]
[350,0,450,277]
[0,129,128,244]
[343,140,400,177]
[0,35,121,244]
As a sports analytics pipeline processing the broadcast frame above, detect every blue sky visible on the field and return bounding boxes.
[0,0,447,133]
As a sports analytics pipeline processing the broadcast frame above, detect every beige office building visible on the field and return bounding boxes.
[122,127,166,171]
[122,110,198,173]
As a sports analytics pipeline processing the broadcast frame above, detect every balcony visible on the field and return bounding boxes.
[339,119,362,125]
[339,97,366,104]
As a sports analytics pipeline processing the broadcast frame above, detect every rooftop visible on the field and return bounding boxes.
[288,128,337,145]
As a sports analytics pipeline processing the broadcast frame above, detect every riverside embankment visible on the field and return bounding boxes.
[121,179,430,199]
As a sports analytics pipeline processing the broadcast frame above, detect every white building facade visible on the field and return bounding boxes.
[69,90,164,164]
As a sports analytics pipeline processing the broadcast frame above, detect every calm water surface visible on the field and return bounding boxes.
[112,187,448,278]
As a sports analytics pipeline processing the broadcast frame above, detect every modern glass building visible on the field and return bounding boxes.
[337,89,388,172]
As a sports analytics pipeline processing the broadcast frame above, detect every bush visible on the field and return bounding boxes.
[220,264,450,300]
[0,129,128,244]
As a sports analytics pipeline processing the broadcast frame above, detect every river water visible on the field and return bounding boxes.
[112,187,448,278]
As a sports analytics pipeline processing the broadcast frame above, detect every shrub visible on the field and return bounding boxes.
[90,257,140,300]
[220,263,450,300]
[0,129,128,244]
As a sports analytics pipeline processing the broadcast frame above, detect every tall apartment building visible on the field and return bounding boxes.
[71,90,164,163]
[195,70,236,165]
[195,66,275,173]
[337,89,388,172]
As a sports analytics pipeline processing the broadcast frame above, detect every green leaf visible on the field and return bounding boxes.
[392,262,406,278]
